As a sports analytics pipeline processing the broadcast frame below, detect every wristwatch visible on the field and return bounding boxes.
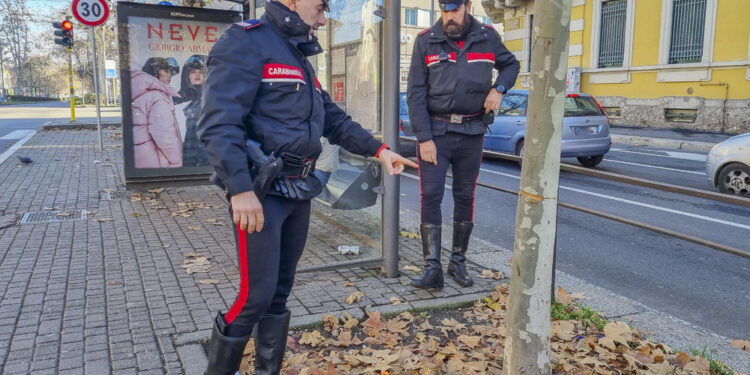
[495,84,506,94]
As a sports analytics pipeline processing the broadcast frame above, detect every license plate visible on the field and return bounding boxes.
[585,125,600,135]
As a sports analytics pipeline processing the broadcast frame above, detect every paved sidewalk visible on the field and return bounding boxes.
[611,125,734,152]
[0,129,499,374]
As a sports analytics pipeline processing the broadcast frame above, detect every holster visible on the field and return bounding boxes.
[247,141,321,201]
[246,140,284,202]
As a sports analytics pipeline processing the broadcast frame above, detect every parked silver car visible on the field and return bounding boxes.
[706,132,750,197]
[484,90,611,167]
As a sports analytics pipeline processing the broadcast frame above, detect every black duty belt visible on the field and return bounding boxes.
[431,112,483,124]
[279,153,315,178]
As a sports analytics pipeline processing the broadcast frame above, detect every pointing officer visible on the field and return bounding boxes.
[408,0,519,290]
[198,0,417,374]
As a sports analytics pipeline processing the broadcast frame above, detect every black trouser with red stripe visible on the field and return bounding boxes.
[223,195,311,337]
[418,132,484,225]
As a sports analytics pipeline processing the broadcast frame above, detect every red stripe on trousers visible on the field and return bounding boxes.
[224,224,249,324]
[417,142,424,223]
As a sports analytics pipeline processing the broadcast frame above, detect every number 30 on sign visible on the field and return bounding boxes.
[72,0,110,27]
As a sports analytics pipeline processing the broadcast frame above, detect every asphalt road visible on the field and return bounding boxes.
[398,146,750,339]
[0,101,121,154]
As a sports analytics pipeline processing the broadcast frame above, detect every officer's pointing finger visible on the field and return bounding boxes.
[402,157,418,169]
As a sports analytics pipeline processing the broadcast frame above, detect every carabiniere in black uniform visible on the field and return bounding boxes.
[407,0,519,290]
[198,2,386,374]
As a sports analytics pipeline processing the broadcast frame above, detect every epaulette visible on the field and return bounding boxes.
[418,27,432,37]
[483,23,496,31]
[233,19,263,30]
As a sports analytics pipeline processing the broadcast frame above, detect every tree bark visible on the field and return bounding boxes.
[502,0,571,374]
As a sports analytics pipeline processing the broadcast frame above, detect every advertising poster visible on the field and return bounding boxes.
[117,2,240,182]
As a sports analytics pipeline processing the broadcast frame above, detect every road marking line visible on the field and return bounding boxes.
[478,167,750,231]
[0,130,37,166]
[610,148,707,162]
[0,129,35,140]
[604,159,705,175]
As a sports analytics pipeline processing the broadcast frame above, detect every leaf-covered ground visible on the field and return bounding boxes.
[237,285,744,375]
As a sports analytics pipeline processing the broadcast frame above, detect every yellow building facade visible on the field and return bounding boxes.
[482,0,750,134]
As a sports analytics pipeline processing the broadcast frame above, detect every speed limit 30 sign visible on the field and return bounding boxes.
[72,0,110,27]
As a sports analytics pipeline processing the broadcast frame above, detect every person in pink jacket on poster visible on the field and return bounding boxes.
[131,57,183,168]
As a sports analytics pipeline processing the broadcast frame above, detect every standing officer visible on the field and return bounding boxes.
[198,0,417,374]
[408,0,519,290]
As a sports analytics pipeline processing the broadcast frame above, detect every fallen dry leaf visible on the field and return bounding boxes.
[322,315,339,332]
[478,269,504,280]
[299,330,325,347]
[344,291,364,305]
[399,230,419,239]
[181,253,211,275]
[458,334,481,348]
[555,286,588,305]
[131,212,142,217]
[731,339,750,352]
[403,265,421,273]
[343,282,355,287]
[603,321,632,344]
[198,279,219,284]
[188,226,202,231]
[389,297,401,305]
[148,188,164,194]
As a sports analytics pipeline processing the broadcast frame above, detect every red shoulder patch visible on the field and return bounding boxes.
[484,23,496,31]
[418,27,432,37]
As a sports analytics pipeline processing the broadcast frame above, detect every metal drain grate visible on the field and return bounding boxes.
[101,190,131,200]
[20,210,87,224]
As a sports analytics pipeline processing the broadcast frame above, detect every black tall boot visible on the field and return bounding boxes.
[253,310,291,375]
[412,224,444,290]
[447,221,474,287]
[204,313,251,375]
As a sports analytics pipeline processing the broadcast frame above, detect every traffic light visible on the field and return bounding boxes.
[53,20,74,47]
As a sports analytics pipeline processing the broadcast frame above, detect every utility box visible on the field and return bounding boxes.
[566,67,581,93]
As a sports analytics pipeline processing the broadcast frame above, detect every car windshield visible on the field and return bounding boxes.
[399,93,408,115]
[497,94,527,116]
[565,96,605,117]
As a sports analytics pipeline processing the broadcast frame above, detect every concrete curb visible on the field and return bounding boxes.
[612,134,716,152]
[40,122,122,131]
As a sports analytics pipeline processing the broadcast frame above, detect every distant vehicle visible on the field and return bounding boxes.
[399,92,414,137]
[484,90,611,167]
[706,132,750,197]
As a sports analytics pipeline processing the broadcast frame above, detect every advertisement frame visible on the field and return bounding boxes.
[117,2,241,186]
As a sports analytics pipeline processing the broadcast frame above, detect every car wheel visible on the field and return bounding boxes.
[717,162,750,197]
[577,155,604,168]
[515,139,524,166]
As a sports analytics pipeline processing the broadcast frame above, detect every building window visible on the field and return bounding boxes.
[598,0,627,68]
[418,9,432,27]
[405,8,417,26]
[668,0,706,64]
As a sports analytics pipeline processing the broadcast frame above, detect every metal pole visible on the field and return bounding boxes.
[430,0,435,24]
[382,0,401,278]
[101,28,110,106]
[67,47,76,122]
[91,28,103,150]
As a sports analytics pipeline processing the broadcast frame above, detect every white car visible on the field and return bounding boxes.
[706,132,750,197]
